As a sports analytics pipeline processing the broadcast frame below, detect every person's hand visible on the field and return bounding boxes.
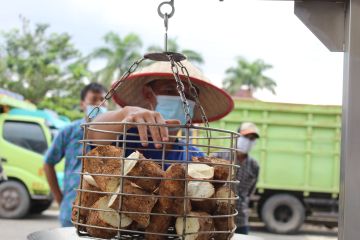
[122,106,171,148]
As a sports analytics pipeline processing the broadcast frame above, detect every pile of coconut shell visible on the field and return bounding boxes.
[72,145,237,240]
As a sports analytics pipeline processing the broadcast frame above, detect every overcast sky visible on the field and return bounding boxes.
[0,0,344,105]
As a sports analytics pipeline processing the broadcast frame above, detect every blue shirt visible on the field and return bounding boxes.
[118,128,205,169]
[44,118,84,227]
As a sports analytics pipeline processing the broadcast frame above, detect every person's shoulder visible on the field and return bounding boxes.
[58,118,84,134]
[187,144,200,150]
[67,118,84,129]
[248,156,259,169]
[72,118,85,126]
[187,144,202,153]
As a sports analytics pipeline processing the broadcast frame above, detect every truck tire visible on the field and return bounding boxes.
[261,194,305,234]
[30,199,53,214]
[0,180,30,218]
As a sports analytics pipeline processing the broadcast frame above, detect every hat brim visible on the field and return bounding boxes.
[112,72,234,123]
[240,129,260,138]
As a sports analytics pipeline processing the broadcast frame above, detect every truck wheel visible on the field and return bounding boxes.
[30,199,53,214]
[261,194,305,234]
[325,223,337,229]
[0,181,30,218]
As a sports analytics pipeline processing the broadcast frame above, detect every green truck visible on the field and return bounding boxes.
[0,92,65,218]
[209,98,340,234]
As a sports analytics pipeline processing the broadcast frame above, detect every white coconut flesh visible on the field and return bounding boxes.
[107,182,144,209]
[187,181,215,201]
[215,187,235,204]
[110,151,140,194]
[97,197,132,228]
[175,216,200,240]
[108,151,140,210]
[83,173,99,188]
[187,164,214,180]
[108,185,121,208]
[122,151,140,175]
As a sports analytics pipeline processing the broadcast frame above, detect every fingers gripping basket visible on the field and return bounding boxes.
[72,53,240,240]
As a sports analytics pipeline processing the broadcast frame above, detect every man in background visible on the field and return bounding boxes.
[44,83,107,227]
[212,122,260,235]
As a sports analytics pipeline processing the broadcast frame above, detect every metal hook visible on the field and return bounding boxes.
[157,0,175,19]
[164,13,169,31]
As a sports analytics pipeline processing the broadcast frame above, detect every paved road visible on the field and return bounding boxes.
[0,210,60,240]
[249,222,337,240]
[0,210,338,240]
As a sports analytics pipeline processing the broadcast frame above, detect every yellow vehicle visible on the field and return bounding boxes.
[0,91,65,218]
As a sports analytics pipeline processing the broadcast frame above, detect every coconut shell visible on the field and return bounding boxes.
[83,145,124,193]
[86,196,132,239]
[159,164,191,215]
[192,156,235,188]
[108,181,158,228]
[175,211,214,240]
[145,203,174,240]
[128,154,164,193]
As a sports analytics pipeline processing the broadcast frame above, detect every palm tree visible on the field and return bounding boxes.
[0,57,7,87]
[147,38,204,65]
[223,57,276,96]
[90,32,142,86]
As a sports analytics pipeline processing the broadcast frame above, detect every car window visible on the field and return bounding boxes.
[50,128,59,141]
[3,121,48,154]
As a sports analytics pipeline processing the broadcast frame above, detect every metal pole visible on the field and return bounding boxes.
[339,0,360,239]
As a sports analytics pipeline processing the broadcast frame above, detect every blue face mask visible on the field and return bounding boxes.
[155,95,196,125]
[86,105,107,119]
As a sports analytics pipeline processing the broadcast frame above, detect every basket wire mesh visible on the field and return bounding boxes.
[73,122,240,240]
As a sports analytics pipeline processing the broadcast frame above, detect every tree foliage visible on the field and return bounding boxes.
[0,19,211,120]
[89,32,143,86]
[223,57,276,96]
[38,97,83,121]
[0,18,87,103]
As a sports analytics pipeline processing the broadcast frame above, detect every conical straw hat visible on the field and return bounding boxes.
[112,60,234,123]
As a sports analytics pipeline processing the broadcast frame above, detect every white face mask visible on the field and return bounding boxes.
[86,105,107,118]
[237,136,256,154]
[155,95,195,125]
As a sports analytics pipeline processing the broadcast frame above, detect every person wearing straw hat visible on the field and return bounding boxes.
[89,60,234,167]
[211,122,261,235]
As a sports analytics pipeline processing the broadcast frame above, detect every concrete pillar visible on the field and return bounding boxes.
[339,0,360,239]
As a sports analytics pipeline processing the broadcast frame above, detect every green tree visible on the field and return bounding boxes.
[0,57,7,86]
[90,32,142,87]
[147,38,204,65]
[223,57,276,96]
[64,60,90,96]
[38,96,83,121]
[0,18,85,103]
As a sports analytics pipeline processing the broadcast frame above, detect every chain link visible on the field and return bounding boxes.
[86,58,145,121]
[176,61,211,149]
[167,54,193,125]
[176,61,210,128]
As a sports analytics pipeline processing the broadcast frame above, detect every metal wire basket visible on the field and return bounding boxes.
[71,50,240,239]
[73,122,238,239]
